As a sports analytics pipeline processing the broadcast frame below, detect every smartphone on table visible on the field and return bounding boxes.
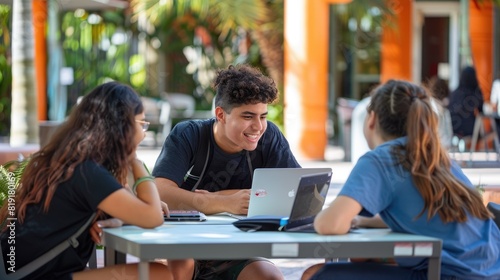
[164,210,207,222]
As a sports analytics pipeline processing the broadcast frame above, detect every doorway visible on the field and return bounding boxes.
[413,2,460,89]
[421,17,450,84]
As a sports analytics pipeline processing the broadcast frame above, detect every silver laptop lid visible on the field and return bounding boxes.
[247,168,332,217]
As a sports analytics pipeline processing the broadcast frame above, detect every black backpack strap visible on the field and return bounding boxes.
[189,123,212,191]
[186,121,262,191]
[245,151,253,181]
[1,213,97,279]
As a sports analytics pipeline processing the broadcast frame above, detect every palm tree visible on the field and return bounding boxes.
[132,0,395,133]
[250,0,284,89]
[131,0,266,36]
[131,0,286,125]
[130,0,270,82]
[10,0,38,147]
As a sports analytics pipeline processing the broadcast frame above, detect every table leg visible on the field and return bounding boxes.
[138,261,149,280]
[489,117,500,160]
[104,247,115,266]
[104,247,127,266]
[427,256,441,280]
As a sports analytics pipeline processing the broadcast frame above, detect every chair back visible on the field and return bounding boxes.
[162,92,195,118]
[487,202,500,228]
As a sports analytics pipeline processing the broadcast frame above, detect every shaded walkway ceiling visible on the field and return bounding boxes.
[0,0,128,10]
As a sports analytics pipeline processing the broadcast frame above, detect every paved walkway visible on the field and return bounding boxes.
[93,250,322,280]
[137,143,500,186]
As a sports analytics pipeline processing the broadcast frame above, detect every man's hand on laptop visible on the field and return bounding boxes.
[208,189,250,215]
[192,189,250,215]
[224,189,250,214]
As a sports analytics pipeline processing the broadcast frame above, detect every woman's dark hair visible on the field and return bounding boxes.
[458,66,479,90]
[367,79,491,223]
[0,82,143,223]
[427,76,449,102]
[213,64,278,112]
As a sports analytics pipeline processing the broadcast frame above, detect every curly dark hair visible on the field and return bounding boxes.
[213,64,278,112]
[0,82,143,223]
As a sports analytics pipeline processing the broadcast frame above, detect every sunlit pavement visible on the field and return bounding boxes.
[137,140,500,187]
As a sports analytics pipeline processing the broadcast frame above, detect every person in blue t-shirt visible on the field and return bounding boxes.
[302,79,500,280]
[153,64,300,280]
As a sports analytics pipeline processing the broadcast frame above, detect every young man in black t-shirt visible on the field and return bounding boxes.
[153,64,300,280]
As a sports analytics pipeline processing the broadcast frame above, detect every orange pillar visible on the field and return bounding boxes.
[469,1,493,101]
[380,0,413,83]
[284,0,350,161]
[32,0,47,120]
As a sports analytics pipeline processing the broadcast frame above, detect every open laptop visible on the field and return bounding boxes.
[233,171,332,232]
[247,168,332,217]
[282,172,332,232]
[217,168,331,219]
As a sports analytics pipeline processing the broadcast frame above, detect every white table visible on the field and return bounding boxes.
[103,222,442,280]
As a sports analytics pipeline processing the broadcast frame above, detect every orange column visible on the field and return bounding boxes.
[32,0,47,120]
[284,0,350,161]
[469,1,493,101]
[380,0,412,83]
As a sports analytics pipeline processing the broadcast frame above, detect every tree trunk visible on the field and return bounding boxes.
[10,0,38,147]
[252,29,283,89]
[251,1,284,88]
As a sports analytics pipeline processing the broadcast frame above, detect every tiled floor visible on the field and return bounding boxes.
[273,258,324,279]
[94,250,323,280]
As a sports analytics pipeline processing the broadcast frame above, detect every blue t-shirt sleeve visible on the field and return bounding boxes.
[260,121,301,168]
[338,152,394,216]
[152,120,199,186]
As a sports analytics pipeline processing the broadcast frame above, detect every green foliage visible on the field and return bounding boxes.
[476,183,485,196]
[61,9,150,104]
[474,0,500,6]
[131,0,279,118]
[0,157,29,208]
[132,0,266,36]
[0,5,11,136]
[268,103,283,131]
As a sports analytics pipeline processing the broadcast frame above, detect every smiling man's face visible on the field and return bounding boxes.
[214,103,268,154]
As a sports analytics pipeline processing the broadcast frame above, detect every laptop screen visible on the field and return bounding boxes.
[286,172,331,228]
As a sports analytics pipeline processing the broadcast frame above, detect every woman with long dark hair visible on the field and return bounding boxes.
[1,82,172,279]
